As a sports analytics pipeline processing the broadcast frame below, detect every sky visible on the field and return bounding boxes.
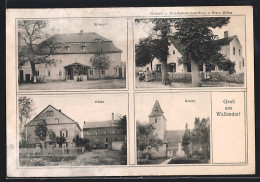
[23,94,128,129]
[135,93,211,130]
[134,16,245,57]
[44,18,128,62]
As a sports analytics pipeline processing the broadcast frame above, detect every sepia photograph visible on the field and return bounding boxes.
[135,93,211,165]
[18,94,127,166]
[135,17,245,88]
[18,18,127,90]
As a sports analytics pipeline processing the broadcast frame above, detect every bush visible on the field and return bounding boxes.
[218,73,244,84]
[19,141,35,148]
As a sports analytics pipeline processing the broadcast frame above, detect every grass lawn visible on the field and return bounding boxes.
[19,150,127,166]
[168,158,210,164]
[19,79,126,90]
[135,77,244,88]
[137,157,169,165]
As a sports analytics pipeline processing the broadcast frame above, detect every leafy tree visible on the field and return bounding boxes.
[190,117,210,159]
[48,131,56,144]
[18,20,61,81]
[55,136,66,148]
[114,115,127,136]
[135,37,154,70]
[35,120,48,141]
[182,123,191,155]
[18,96,35,140]
[136,121,163,159]
[135,19,174,85]
[73,135,89,147]
[91,51,110,79]
[173,18,230,86]
[218,59,236,74]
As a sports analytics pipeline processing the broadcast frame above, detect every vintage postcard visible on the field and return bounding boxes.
[6,6,254,177]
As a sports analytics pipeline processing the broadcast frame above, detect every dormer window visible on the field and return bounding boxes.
[81,46,85,51]
[94,38,103,42]
[65,46,70,52]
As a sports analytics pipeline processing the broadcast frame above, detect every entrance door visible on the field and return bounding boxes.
[68,68,74,80]
[25,74,30,82]
[19,70,24,82]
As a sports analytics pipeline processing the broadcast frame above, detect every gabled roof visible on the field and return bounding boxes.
[169,35,239,54]
[19,32,122,55]
[149,100,164,117]
[49,32,111,43]
[214,35,237,46]
[83,120,116,129]
[169,37,185,55]
[26,105,82,131]
[164,130,185,143]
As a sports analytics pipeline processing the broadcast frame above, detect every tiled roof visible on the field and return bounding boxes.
[26,105,82,131]
[19,32,122,55]
[214,35,236,46]
[169,37,185,55]
[50,32,111,43]
[83,120,116,129]
[164,130,185,143]
[169,35,237,54]
[149,100,164,117]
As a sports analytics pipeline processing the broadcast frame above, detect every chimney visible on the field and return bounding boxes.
[224,31,228,38]
[112,113,114,121]
[80,30,83,35]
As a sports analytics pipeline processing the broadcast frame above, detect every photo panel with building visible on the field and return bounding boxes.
[18,94,128,166]
[135,93,211,165]
[18,18,127,90]
[134,16,245,88]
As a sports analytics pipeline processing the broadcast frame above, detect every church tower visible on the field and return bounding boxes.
[149,100,167,140]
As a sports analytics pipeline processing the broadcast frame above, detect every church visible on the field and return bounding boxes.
[148,100,185,158]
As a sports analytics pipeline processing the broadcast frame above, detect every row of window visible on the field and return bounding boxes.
[95,137,120,143]
[35,69,105,77]
[35,70,62,77]
[89,69,106,75]
[95,130,118,135]
[65,45,86,52]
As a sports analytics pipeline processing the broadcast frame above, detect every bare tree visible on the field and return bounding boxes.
[18,20,62,81]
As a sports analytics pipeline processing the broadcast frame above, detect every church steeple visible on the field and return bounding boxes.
[148,100,166,140]
[149,100,164,117]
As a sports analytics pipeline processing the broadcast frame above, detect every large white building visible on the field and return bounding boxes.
[19,31,126,82]
[141,31,244,74]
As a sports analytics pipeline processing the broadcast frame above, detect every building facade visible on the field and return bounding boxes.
[25,105,82,148]
[83,113,126,150]
[141,31,244,74]
[19,31,126,82]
